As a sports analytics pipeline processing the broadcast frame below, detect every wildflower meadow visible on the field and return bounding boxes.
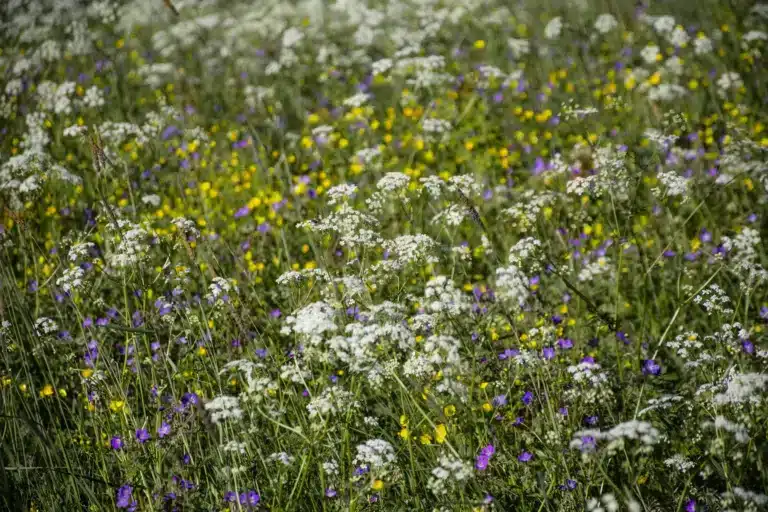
[2,0,768,510]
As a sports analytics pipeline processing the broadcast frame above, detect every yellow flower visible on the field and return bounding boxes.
[372,480,384,491]
[482,402,493,413]
[398,426,410,440]
[444,405,456,417]
[39,384,54,397]
[399,414,408,427]
[434,424,447,444]
[109,400,125,413]
[473,40,485,49]
[419,433,432,445]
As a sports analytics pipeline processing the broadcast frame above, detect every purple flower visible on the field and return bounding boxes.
[111,436,123,450]
[499,348,519,360]
[580,435,597,452]
[224,491,236,503]
[557,338,573,350]
[685,499,696,512]
[492,394,507,407]
[522,391,533,405]
[541,346,555,361]
[584,415,599,426]
[181,392,199,408]
[157,422,171,438]
[518,451,533,462]
[642,359,661,376]
[475,454,490,471]
[135,428,150,444]
[234,206,250,218]
[116,485,136,509]
[558,407,568,416]
[616,331,630,344]
[742,340,755,354]
[325,488,337,498]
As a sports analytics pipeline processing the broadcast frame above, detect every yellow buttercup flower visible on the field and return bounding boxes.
[434,424,447,444]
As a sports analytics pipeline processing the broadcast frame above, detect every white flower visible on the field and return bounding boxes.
[544,17,563,39]
[694,35,713,54]
[376,172,410,192]
[653,16,676,34]
[507,38,530,57]
[664,454,696,472]
[34,317,58,336]
[712,373,768,405]
[269,452,295,466]
[204,395,243,424]
[141,194,161,207]
[594,14,618,34]
[306,387,359,419]
[343,93,370,108]
[326,184,358,205]
[717,72,743,94]
[668,26,690,47]
[353,439,396,473]
[427,454,473,495]
[640,45,660,64]
[281,302,338,346]
[56,266,86,293]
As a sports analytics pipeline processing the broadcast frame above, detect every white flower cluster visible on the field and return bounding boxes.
[268,451,295,466]
[170,217,200,239]
[306,386,360,419]
[721,487,768,509]
[205,277,236,304]
[106,220,150,269]
[507,186,557,226]
[427,454,473,495]
[297,203,381,248]
[423,276,470,316]
[220,360,275,401]
[571,421,660,453]
[494,264,529,309]
[56,266,86,293]
[34,317,59,336]
[326,184,358,205]
[703,416,750,443]
[204,396,244,424]
[353,439,396,473]
[567,361,609,386]
[586,493,619,512]
[712,372,768,406]
[594,14,618,34]
[280,302,338,347]
[654,170,689,199]
[664,454,696,472]
[433,204,466,227]
[722,227,760,264]
[693,284,734,315]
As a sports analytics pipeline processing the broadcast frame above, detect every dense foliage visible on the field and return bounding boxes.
[1,0,768,510]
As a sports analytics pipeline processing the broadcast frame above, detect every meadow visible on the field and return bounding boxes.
[1,0,768,510]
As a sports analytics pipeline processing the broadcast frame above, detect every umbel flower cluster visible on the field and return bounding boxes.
[1,0,768,510]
